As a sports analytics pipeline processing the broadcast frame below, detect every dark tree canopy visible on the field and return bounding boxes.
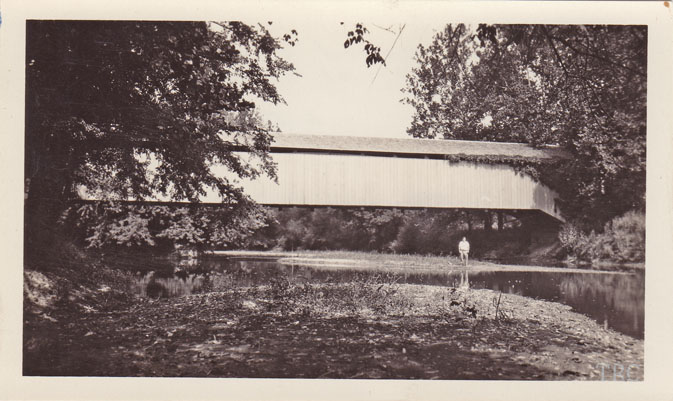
[25,21,295,248]
[402,24,646,228]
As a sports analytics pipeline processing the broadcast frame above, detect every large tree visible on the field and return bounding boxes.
[402,24,646,228]
[25,21,295,249]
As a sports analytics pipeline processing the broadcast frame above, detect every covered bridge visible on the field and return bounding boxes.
[220,133,566,221]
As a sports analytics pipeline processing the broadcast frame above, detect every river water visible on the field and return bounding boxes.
[132,255,645,339]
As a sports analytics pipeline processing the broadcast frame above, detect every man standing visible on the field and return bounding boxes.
[458,237,470,266]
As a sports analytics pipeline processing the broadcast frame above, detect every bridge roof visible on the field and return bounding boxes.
[270,133,568,160]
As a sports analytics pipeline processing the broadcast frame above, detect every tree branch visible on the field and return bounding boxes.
[540,26,570,77]
[551,30,646,78]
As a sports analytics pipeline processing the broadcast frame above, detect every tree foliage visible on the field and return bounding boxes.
[67,202,272,251]
[248,207,549,260]
[402,24,646,228]
[25,21,295,248]
[342,23,386,67]
[558,211,645,264]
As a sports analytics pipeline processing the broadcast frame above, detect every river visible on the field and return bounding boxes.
[131,255,645,339]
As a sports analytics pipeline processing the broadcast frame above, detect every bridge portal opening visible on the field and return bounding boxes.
[253,205,562,263]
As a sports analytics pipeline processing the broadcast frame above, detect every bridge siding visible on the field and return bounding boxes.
[217,152,561,220]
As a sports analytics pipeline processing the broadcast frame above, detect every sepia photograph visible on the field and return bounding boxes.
[2,1,673,400]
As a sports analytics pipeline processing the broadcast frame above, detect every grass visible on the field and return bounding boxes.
[214,249,631,274]
[289,249,465,264]
[218,249,482,267]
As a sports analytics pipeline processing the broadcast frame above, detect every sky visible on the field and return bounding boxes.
[256,21,448,139]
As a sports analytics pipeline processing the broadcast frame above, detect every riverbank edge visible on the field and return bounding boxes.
[209,250,639,274]
[23,264,644,379]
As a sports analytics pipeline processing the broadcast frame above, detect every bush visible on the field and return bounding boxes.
[608,211,645,262]
[390,222,422,254]
[558,224,584,254]
[559,210,645,265]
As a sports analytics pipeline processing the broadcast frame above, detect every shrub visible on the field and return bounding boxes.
[558,210,645,265]
[558,223,584,254]
[390,222,422,254]
[607,211,645,262]
[587,229,615,262]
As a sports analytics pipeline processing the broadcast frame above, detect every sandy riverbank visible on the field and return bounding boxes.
[212,250,635,274]
[24,264,643,379]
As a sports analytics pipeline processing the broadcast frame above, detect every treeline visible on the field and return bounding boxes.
[56,203,547,261]
[55,203,643,267]
[249,207,645,266]
[245,207,559,261]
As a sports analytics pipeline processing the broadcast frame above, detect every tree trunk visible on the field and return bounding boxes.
[483,210,492,231]
[498,212,504,231]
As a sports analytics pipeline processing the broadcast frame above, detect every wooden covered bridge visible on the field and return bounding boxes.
[210,133,566,222]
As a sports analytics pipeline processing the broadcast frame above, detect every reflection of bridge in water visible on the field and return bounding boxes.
[212,134,567,222]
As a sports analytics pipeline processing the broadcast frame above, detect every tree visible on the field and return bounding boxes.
[25,21,295,250]
[402,24,646,228]
[69,202,272,251]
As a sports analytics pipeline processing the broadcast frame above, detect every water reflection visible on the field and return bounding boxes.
[133,271,207,298]
[131,256,644,339]
[457,270,470,289]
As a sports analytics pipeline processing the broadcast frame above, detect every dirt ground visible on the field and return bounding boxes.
[23,269,643,380]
